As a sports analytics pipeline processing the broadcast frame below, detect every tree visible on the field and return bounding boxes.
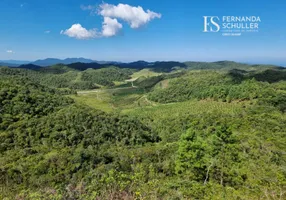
[176,125,245,187]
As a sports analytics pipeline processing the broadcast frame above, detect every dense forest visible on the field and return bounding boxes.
[0,66,134,90]
[1,61,286,199]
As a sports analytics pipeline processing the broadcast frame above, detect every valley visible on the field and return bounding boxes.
[0,61,286,199]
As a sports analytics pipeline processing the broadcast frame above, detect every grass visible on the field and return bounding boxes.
[122,99,251,142]
[69,93,114,113]
[112,69,162,87]
[113,81,126,86]
[72,84,249,118]
[122,99,248,117]
[131,69,162,79]
[71,87,146,112]
[71,86,252,142]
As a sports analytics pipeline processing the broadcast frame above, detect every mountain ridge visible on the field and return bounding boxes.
[1,59,285,70]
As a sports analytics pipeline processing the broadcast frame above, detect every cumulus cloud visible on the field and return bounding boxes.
[61,3,161,39]
[60,24,99,40]
[99,3,161,28]
[6,50,14,53]
[61,20,122,39]
[102,17,123,37]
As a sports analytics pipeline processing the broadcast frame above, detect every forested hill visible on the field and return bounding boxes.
[0,78,160,199]
[184,60,284,70]
[3,60,284,72]
[0,60,284,91]
[1,61,286,199]
[0,66,135,90]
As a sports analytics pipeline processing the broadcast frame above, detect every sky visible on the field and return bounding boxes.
[0,0,285,65]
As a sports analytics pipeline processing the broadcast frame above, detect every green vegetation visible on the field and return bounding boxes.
[185,60,282,70]
[0,66,134,90]
[0,78,159,199]
[123,99,246,142]
[81,67,135,87]
[149,70,286,112]
[1,62,286,199]
[70,92,113,113]
[131,68,162,79]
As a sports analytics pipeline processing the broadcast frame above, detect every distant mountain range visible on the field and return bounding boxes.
[13,61,189,72]
[2,60,284,74]
[18,64,43,70]
[31,58,95,66]
[0,58,124,67]
[0,58,285,69]
[0,62,19,67]
[0,58,94,67]
[0,60,30,65]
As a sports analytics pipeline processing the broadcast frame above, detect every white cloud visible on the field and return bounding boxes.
[61,3,161,40]
[99,3,161,28]
[61,20,122,39]
[45,30,51,34]
[60,24,99,40]
[102,17,123,37]
[6,50,14,53]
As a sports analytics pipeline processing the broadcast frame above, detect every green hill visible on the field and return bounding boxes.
[1,62,286,199]
[0,66,135,90]
[0,78,159,199]
[185,60,281,70]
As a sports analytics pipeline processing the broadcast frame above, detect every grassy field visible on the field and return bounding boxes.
[69,92,114,112]
[72,86,248,118]
[123,99,247,116]
[111,69,162,86]
[131,68,162,79]
[71,86,147,112]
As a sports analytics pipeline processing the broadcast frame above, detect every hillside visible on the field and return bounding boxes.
[0,78,159,199]
[184,60,283,70]
[148,69,286,107]
[1,62,286,199]
[0,66,134,90]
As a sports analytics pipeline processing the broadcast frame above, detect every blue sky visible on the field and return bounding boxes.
[0,0,285,64]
